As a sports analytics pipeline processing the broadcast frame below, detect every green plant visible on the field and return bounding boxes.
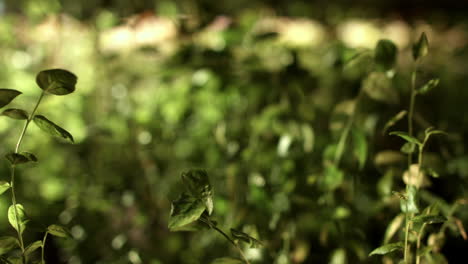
[168,169,262,264]
[0,69,76,264]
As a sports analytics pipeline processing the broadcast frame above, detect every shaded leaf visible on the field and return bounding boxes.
[352,127,367,170]
[389,131,421,146]
[374,39,398,71]
[418,79,439,94]
[181,170,213,215]
[0,182,11,196]
[412,215,446,224]
[412,32,429,60]
[8,204,27,235]
[382,110,407,134]
[384,213,405,244]
[0,237,19,255]
[36,69,77,95]
[211,257,244,264]
[362,72,398,104]
[168,193,206,231]
[401,142,416,154]
[0,89,21,109]
[24,241,42,256]
[1,109,28,120]
[33,115,74,143]
[47,225,71,238]
[230,228,262,248]
[5,152,37,165]
[369,242,404,256]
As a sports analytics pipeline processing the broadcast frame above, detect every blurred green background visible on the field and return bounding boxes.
[0,0,467,263]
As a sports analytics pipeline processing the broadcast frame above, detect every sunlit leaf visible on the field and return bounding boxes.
[374,39,398,71]
[363,72,398,104]
[8,204,27,235]
[168,193,206,231]
[5,152,37,165]
[210,257,244,264]
[0,182,11,196]
[0,236,19,255]
[0,89,21,109]
[33,115,74,143]
[418,79,439,95]
[412,32,429,60]
[181,170,213,215]
[230,228,262,248]
[389,131,421,146]
[382,110,407,134]
[1,109,28,120]
[36,69,77,95]
[401,185,419,213]
[369,242,404,256]
[24,241,42,256]
[411,215,446,224]
[384,214,405,243]
[47,225,71,238]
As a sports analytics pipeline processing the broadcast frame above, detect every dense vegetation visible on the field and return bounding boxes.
[0,1,467,263]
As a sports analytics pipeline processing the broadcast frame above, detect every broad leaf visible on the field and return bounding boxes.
[369,242,404,256]
[0,89,21,109]
[33,115,74,143]
[1,109,28,120]
[401,185,419,213]
[389,131,421,146]
[374,39,398,71]
[382,110,407,134]
[8,204,27,235]
[36,69,77,95]
[181,170,213,215]
[5,152,37,165]
[412,215,446,224]
[0,182,10,195]
[24,241,42,256]
[412,32,429,60]
[230,228,262,248]
[47,225,71,238]
[168,193,206,231]
[418,79,439,95]
[0,236,19,255]
[362,72,398,104]
[211,257,244,264]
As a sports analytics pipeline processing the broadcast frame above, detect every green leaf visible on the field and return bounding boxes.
[230,228,263,248]
[374,39,398,71]
[0,237,19,255]
[352,127,367,170]
[181,170,213,215]
[33,115,74,143]
[8,204,27,235]
[24,241,42,256]
[369,242,404,256]
[412,32,429,60]
[5,152,37,165]
[411,215,446,224]
[211,257,244,264]
[384,213,405,243]
[0,89,21,109]
[0,182,11,196]
[418,79,439,94]
[382,110,407,134]
[1,109,28,120]
[400,142,416,154]
[47,225,71,238]
[401,185,419,213]
[168,193,206,231]
[362,72,398,104]
[36,69,77,95]
[389,131,421,146]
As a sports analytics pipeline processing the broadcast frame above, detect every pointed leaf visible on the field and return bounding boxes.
[211,257,244,264]
[0,89,21,109]
[24,241,42,256]
[369,242,404,256]
[5,152,37,165]
[36,69,77,95]
[168,193,206,231]
[418,79,439,94]
[383,110,407,134]
[389,131,421,146]
[230,228,263,248]
[8,204,27,235]
[1,109,28,120]
[374,39,398,71]
[181,170,213,215]
[411,215,446,224]
[33,115,74,143]
[0,182,11,196]
[0,237,19,255]
[401,142,416,154]
[47,225,71,238]
[401,185,419,213]
[412,32,429,60]
[384,214,405,243]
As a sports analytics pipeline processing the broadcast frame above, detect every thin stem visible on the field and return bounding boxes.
[15,91,45,153]
[41,232,49,263]
[212,225,250,264]
[416,222,427,264]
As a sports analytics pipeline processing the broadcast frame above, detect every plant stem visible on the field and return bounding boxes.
[15,91,45,153]
[41,232,49,264]
[212,225,250,264]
